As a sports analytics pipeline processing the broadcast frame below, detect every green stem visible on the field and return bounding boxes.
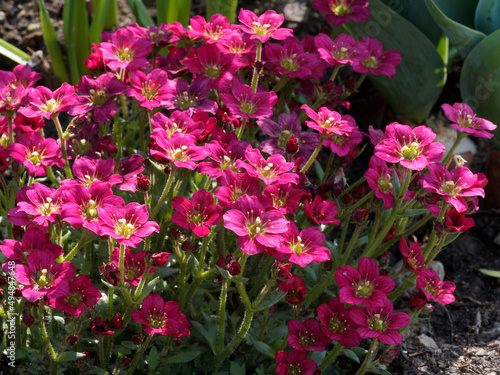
[39,301,58,374]
[119,244,126,286]
[355,338,378,375]
[338,190,375,221]
[7,111,14,144]
[340,224,363,266]
[442,131,467,166]
[61,230,91,262]
[425,234,448,266]
[300,134,328,173]
[354,73,368,90]
[423,204,447,258]
[52,114,73,179]
[150,165,176,220]
[321,152,335,184]
[330,64,342,81]
[216,279,228,354]
[236,118,247,141]
[319,344,344,371]
[250,40,262,92]
[127,334,156,375]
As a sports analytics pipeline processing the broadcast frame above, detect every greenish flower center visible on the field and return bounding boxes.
[115,218,136,238]
[400,142,420,161]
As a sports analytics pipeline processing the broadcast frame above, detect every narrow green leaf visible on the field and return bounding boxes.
[0,38,30,65]
[104,0,118,29]
[425,0,486,58]
[89,0,113,44]
[206,0,220,20]
[314,160,324,181]
[342,348,360,363]
[398,208,430,217]
[347,0,446,122]
[392,169,401,197]
[254,289,286,311]
[247,338,276,358]
[38,0,69,83]
[127,0,155,27]
[57,351,86,362]
[63,0,80,84]
[479,268,500,278]
[135,276,160,302]
[163,349,202,364]
[475,0,500,35]
[460,29,500,135]
[230,362,246,375]
[74,0,90,77]
[434,0,479,28]
[147,346,159,371]
[217,0,238,24]
[177,0,192,26]
[156,0,173,25]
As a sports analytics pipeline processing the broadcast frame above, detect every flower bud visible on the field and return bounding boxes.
[137,173,150,192]
[350,209,369,224]
[23,314,35,326]
[67,334,79,346]
[286,135,299,155]
[110,312,124,330]
[152,252,170,267]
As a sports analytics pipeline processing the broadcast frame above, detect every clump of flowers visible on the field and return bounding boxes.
[0,5,495,375]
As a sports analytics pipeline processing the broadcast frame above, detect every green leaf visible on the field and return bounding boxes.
[392,169,401,197]
[190,312,217,352]
[475,0,500,34]
[342,348,360,363]
[156,0,178,25]
[425,0,486,58]
[0,38,30,65]
[135,276,160,302]
[57,351,86,362]
[398,208,430,217]
[230,362,246,375]
[163,349,202,364]
[479,268,500,278]
[177,0,192,26]
[253,289,286,311]
[217,0,238,24]
[460,28,500,140]
[444,231,461,245]
[38,0,69,83]
[247,338,276,358]
[314,160,324,181]
[434,0,479,28]
[120,341,137,350]
[127,0,155,27]
[89,0,114,44]
[347,0,446,122]
[147,346,159,371]
[206,0,220,21]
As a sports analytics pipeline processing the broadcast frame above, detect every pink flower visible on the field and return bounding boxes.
[216,30,257,57]
[275,350,318,375]
[416,268,456,305]
[162,76,217,115]
[172,190,225,237]
[126,68,171,110]
[99,28,152,71]
[69,73,127,123]
[14,249,75,302]
[313,0,370,26]
[10,183,62,226]
[350,299,411,345]
[236,148,299,185]
[214,170,261,208]
[324,127,363,157]
[189,14,231,43]
[301,104,357,136]
[304,195,340,226]
[7,132,64,177]
[287,318,331,351]
[116,154,145,192]
[237,9,293,44]
[374,122,445,171]
[151,111,205,140]
[279,275,308,304]
[60,181,124,233]
[13,113,45,133]
[49,275,101,317]
[421,163,485,213]
[98,203,159,247]
[198,140,249,179]
[442,102,497,139]
[399,238,425,276]
[131,293,190,337]
[335,257,395,308]
[223,195,289,255]
[61,157,122,188]
[220,79,277,119]
[352,36,402,78]
[444,208,475,232]
[19,83,77,119]
[317,297,361,347]
[111,247,154,286]
[262,183,305,214]
[277,223,330,267]
[0,64,42,89]
[315,33,369,66]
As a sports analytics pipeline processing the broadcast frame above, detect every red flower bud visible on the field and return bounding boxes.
[23,314,35,326]
[67,334,79,346]
[152,252,170,267]
[137,173,150,192]
[110,312,124,330]
[286,135,299,155]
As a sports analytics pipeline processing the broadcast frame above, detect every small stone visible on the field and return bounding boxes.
[283,0,308,23]
[428,260,445,280]
[27,23,41,32]
[476,348,486,356]
[416,334,441,352]
[0,11,5,22]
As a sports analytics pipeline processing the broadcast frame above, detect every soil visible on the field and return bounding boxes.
[1,1,499,374]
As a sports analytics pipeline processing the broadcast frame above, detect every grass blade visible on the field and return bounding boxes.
[206,0,220,20]
[89,0,113,44]
[177,0,192,26]
[156,0,175,25]
[74,0,90,78]
[218,0,238,23]
[127,0,155,27]
[38,0,69,83]
[0,38,30,65]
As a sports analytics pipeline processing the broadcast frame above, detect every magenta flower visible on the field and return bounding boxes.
[151,111,205,140]
[416,268,456,305]
[61,157,123,189]
[444,208,475,232]
[198,140,249,179]
[150,131,210,170]
[19,83,77,119]
[98,203,159,247]
[335,257,395,308]
[13,113,45,134]
[99,28,152,71]
[265,36,324,80]
[275,350,318,375]
[304,195,340,226]
[172,190,225,237]
[116,154,145,192]
[399,238,425,276]
[131,293,190,337]
[237,9,293,43]
[279,275,308,304]
[374,122,446,171]
[126,68,171,110]
[350,299,411,345]
[162,76,217,115]
[421,163,485,213]
[60,181,124,233]
[301,104,357,136]
[49,275,101,317]
[442,102,497,139]
[0,64,42,89]
[324,127,363,157]
[317,297,361,347]
[69,73,127,123]
[352,36,402,78]
[313,0,370,26]
[0,85,27,112]
[189,14,231,43]
[277,223,330,267]
[236,148,299,185]
[223,195,289,255]
[220,79,277,119]
[216,30,257,57]
[7,132,64,177]
[14,249,75,302]
[214,170,261,208]
[111,247,154,286]
[262,183,305,214]
[11,183,62,226]
[287,318,331,352]
[315,33,369,66]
